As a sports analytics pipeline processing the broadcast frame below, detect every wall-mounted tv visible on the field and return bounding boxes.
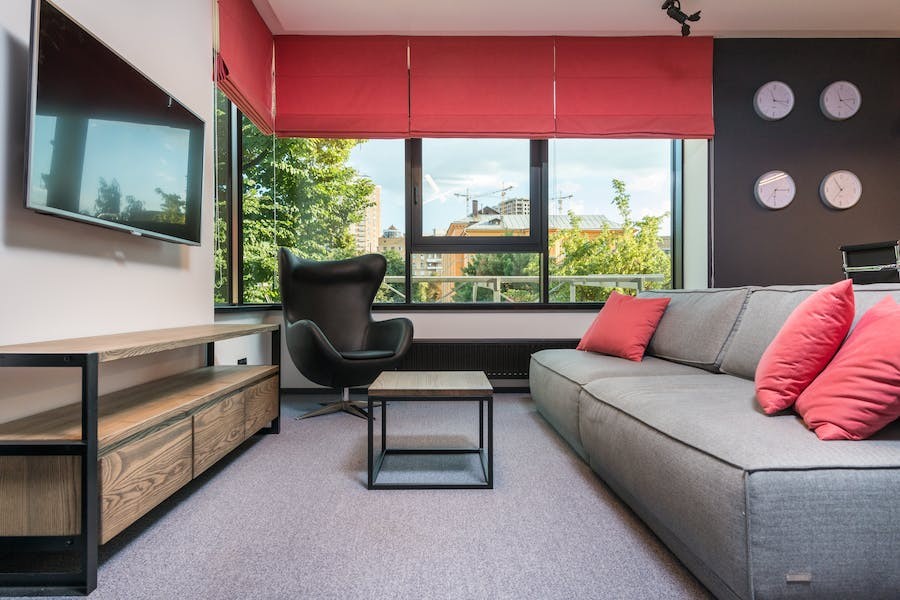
[25,0,204,245]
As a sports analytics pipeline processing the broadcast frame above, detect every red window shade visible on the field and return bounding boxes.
[555,37,714,138]
[409,37,555,138]
[274,36,409,138]
[216,0,274,135]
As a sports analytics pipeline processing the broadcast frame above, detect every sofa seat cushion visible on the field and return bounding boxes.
[528,349,709,460]
[578,374,900,600]
[531,349,707,385]
[580,374,900,471]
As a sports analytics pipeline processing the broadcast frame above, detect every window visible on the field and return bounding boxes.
[548,139,674,302]
[237,114,404,303]
[418,139,532,239]
[411,252,541,304]
[214,97,680,309]
[213,89,233,305]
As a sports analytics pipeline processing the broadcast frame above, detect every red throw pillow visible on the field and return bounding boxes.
[755,279,855,414]
[577,291,670,361]
[795,296,900,440]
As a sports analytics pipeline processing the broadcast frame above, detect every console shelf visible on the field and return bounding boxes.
[0,324,281,595]
[0,365,278,449]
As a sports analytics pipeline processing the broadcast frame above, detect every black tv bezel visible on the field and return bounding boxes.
[24,0,205,247]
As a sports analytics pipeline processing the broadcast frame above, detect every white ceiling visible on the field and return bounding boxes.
[254,0,900,37]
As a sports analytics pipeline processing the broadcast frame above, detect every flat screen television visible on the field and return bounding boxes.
[25,0,204,245]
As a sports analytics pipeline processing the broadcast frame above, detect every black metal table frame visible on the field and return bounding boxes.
[367,394,493,490]
[0,329,281,597]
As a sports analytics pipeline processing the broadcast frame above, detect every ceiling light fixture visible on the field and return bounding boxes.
[661,0,702,37]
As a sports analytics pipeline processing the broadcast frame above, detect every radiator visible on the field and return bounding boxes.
[398,339,579,379]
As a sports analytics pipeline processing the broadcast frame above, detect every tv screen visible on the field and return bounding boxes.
[26,0,204,245]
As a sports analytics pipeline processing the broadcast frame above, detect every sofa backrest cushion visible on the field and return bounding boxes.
[638,287,750,371]
[721,283,900,380]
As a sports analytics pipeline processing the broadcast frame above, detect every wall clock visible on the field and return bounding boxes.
[820,170,862,209]
[819,81,862,120]
[754,170,796,210]
[753,81,795,120]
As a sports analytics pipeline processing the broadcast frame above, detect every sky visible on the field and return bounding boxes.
[30,115,191,214]
[346,138,672,237]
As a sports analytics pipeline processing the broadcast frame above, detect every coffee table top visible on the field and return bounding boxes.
[369,371,492,397]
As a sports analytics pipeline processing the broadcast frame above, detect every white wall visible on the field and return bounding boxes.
[0,0,215,422]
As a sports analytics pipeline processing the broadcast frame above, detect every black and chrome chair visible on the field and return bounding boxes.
[278,248,413,419]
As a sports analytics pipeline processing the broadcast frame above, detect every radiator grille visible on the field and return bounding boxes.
[398,339,579,379]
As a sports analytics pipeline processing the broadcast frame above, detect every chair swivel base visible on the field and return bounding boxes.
[296,388,382,420]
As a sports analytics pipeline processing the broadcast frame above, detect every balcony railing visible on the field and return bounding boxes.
[378,273,668,303]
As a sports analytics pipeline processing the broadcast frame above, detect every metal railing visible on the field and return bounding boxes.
[378,273,668,303]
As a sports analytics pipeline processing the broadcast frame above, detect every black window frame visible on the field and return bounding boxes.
[409,138,545,254]
[214,100,683,312]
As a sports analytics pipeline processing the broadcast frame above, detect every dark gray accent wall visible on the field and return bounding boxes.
[712,39,900,287]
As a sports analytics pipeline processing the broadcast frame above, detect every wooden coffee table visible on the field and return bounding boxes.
[366,371,493,490]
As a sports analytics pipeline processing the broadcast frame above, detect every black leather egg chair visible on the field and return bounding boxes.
[278,248,413,419]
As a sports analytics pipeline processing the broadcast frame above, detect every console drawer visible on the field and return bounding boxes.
[99,418,192,543]
[244,375,279,438]
[193,392,245,477]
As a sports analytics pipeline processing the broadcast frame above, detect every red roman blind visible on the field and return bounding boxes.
[216,0,274,135]
[409,37,555,138]
[274,36,409,138]
[555,36,714,138]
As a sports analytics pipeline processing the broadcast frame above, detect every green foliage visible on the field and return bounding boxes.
[454,253,540,303]
[154,187,185,224]
[95,178,121,217]
[375,249,405,303]
[240,118,376,303]
[549,178,670,302]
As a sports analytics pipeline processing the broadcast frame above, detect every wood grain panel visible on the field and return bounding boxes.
[369,371,493,397]
[193,393,245,477]
[0,366,278,448]
[0,323,277,363]
[0,456,80,536]
[99,419,192,544]
[243,376,279,439]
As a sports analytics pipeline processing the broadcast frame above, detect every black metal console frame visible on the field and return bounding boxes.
[0,352,99,596]
[0,326,282,596]
[367,394,494,490]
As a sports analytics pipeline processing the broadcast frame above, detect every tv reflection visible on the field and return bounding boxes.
[31,113,192,228]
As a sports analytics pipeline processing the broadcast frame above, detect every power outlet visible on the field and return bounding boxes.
[237,357,247,365]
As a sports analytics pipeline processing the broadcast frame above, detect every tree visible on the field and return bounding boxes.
[550,178,670,302]
[95,178,122,217]
[454,252,540,303]
[375,249,405,303]
[154,187,186,224]
[240,118,376,303]
[122,195,143,221]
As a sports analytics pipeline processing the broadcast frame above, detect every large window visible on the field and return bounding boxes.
[548,139,673,302]
[215,99,678,308]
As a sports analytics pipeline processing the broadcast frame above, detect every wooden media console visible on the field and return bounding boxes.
[0,323,281,595]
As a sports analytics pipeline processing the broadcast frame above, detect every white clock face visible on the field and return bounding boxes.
[820,81,862,120]
[754,170,796,210]
[820,170,862,210]
[753,81,795,120]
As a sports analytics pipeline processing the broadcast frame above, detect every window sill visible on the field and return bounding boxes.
[214,302,603,314]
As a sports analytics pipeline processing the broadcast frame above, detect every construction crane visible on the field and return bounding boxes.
[453,184,515,217]
[551,194,574,215]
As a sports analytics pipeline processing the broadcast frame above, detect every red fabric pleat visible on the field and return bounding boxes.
[216,0,274,135]
[274,36,409,138]
[555,36,714,139]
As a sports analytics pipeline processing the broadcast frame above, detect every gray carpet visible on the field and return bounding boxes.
[27,394,711,599]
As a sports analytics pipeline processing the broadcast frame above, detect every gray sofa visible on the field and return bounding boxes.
[529,284,900,600]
